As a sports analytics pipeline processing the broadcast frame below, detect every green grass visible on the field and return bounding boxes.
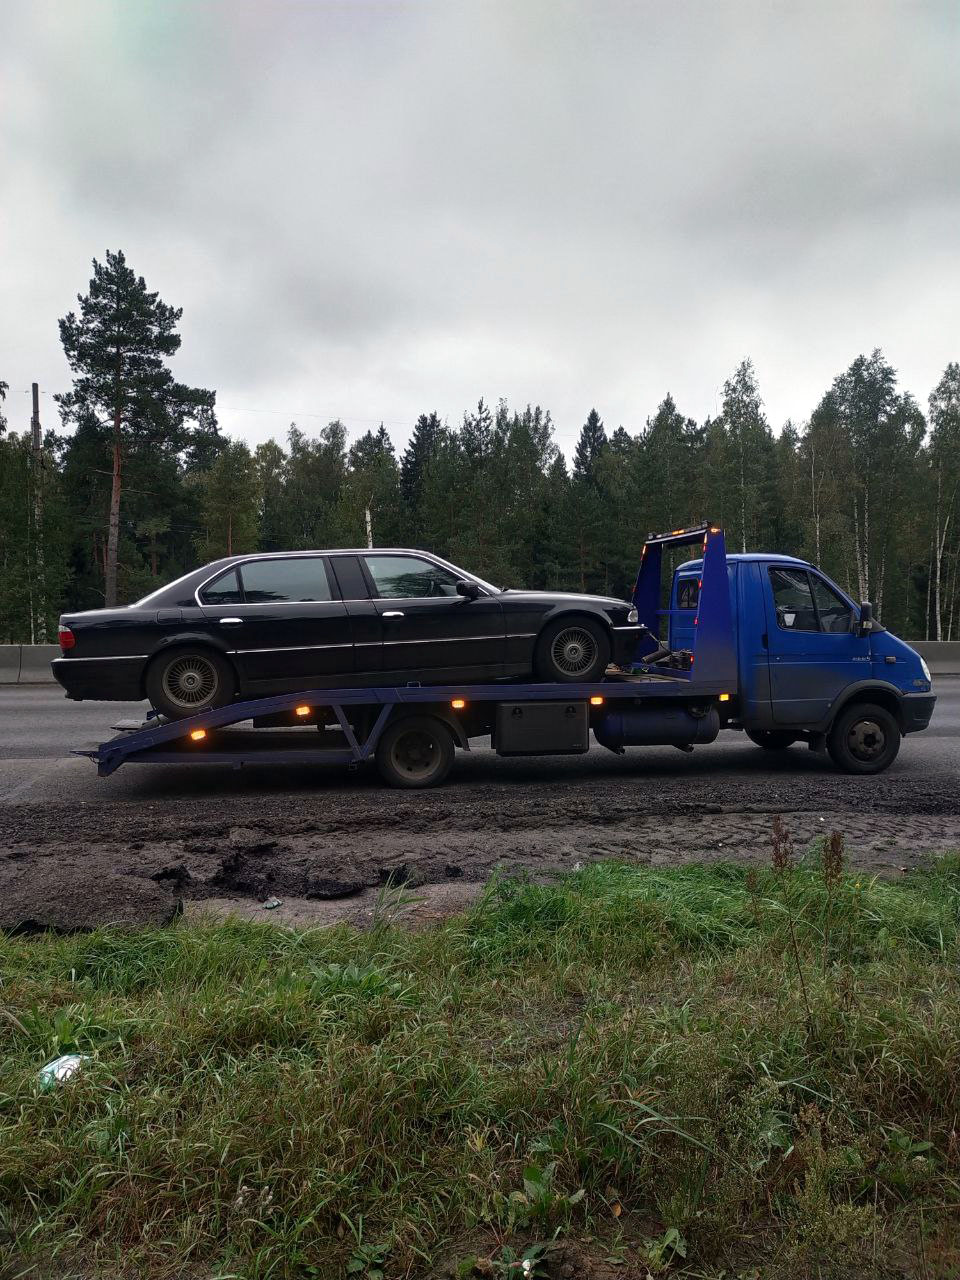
[2,851,960,1278]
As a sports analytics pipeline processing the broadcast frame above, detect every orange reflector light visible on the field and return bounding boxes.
[451,698,466,710]
[589,695,604,706]
[295,705,311,717]
[719,693,731,703]
[189,728,206,742]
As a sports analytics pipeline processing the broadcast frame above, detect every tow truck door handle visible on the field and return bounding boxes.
[219,617,244,625]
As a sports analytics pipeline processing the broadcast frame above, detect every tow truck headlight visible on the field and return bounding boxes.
[627,607,638,624]
[920,657,932,682]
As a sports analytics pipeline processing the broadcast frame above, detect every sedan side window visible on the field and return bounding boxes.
[769,568,818,632]
[239,558,333,603]
[364,555,461,599]
[199,568,243,605]
[810,575,854,634]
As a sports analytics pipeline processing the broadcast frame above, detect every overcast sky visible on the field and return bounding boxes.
[1,0,958,456]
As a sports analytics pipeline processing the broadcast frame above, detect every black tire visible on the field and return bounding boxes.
[375,716,455,789]
[827,702,901,775]
[746,729,798,750]
[533,616,611,683]
[145,647,235,720]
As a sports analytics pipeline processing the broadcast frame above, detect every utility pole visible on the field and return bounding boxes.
[30,383,45,643]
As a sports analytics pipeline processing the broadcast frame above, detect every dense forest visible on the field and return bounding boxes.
[1,252,959,644]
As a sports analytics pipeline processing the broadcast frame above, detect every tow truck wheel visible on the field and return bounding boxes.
[145,647,235,720]
[534,616,611,682]
[376,716,455,789]
[746,730,797,750]
[827,702,900,774]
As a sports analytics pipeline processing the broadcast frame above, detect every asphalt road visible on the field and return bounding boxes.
[1,681,958,797]
[1,683,958,932]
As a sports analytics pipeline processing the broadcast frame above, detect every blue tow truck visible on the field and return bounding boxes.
[81,525,935,787]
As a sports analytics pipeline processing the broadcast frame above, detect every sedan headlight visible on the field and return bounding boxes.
[920,657,932,682]
[627,607,638,624]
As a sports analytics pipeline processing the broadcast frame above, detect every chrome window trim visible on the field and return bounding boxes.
[195,555,337,608]
[193,548,495,607]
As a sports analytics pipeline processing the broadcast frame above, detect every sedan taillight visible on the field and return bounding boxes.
[58,626,76,653]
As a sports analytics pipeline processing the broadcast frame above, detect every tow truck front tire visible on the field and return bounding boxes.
[746,730,797,750]
[376,716,455,789]
[827,702,900,774]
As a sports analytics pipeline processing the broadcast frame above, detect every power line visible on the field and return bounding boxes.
[11,387,416,430]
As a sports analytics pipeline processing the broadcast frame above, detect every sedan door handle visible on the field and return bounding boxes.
[382,611,405,619]
[218,617,244,625]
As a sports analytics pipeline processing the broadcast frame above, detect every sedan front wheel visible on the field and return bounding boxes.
[533,616,611,683]
[145,647,236,720]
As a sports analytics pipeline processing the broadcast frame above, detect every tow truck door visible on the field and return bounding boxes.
[763,564,869,725]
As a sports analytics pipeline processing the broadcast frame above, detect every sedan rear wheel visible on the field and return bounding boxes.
[146,648,235,720]
[534,616,611,683]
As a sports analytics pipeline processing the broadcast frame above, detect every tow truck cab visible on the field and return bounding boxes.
[668,553,935,736]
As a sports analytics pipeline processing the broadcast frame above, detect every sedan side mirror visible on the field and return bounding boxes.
[456,580,481,600]
[858,601,874,637]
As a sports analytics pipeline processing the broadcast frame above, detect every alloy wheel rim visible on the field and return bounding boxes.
[390,729,441,780]
[162,655,219,709]
[551,627,597,676]
[847,718,885,762]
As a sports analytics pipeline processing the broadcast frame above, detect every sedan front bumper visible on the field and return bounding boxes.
[610,624,648,668]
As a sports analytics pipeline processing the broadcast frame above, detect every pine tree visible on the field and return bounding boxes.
[57,251,215,605]
[343,426,402,547]
[572,408,607,486]
[720,360,775,553]
[400,412,445,509]
[194,440,260,561]
[927,363,960,638]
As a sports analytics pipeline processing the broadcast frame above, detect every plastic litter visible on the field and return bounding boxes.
[261,897,282,910]
[37,1053,91,1087]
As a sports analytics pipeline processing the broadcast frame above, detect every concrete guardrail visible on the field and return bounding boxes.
[1,640,959,685]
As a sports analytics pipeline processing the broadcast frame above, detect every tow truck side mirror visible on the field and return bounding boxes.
[456,580,481,600]
[858,601,874,636]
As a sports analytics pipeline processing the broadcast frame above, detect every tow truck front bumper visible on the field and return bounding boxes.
[901,691,936,734]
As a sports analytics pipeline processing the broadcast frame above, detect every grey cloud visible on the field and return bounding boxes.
[1,0,958,451]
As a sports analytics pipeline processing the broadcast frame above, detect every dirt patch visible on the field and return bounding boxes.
[0,864,181,933]
[2,757,959,932]
[1,802,959,932]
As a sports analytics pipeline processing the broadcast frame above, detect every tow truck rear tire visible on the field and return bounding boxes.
[746,730,797,750]
[827,702,900,774]
[376,716,455,788]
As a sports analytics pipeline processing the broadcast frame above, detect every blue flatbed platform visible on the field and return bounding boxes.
[77,668,729,779]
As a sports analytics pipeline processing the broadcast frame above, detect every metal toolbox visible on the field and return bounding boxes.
[493,700,589,755]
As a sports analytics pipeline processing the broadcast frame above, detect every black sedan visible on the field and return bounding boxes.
[53,549,643,718]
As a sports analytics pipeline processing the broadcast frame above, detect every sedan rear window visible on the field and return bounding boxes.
[199,568,242,605]
[239,558,333,603]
